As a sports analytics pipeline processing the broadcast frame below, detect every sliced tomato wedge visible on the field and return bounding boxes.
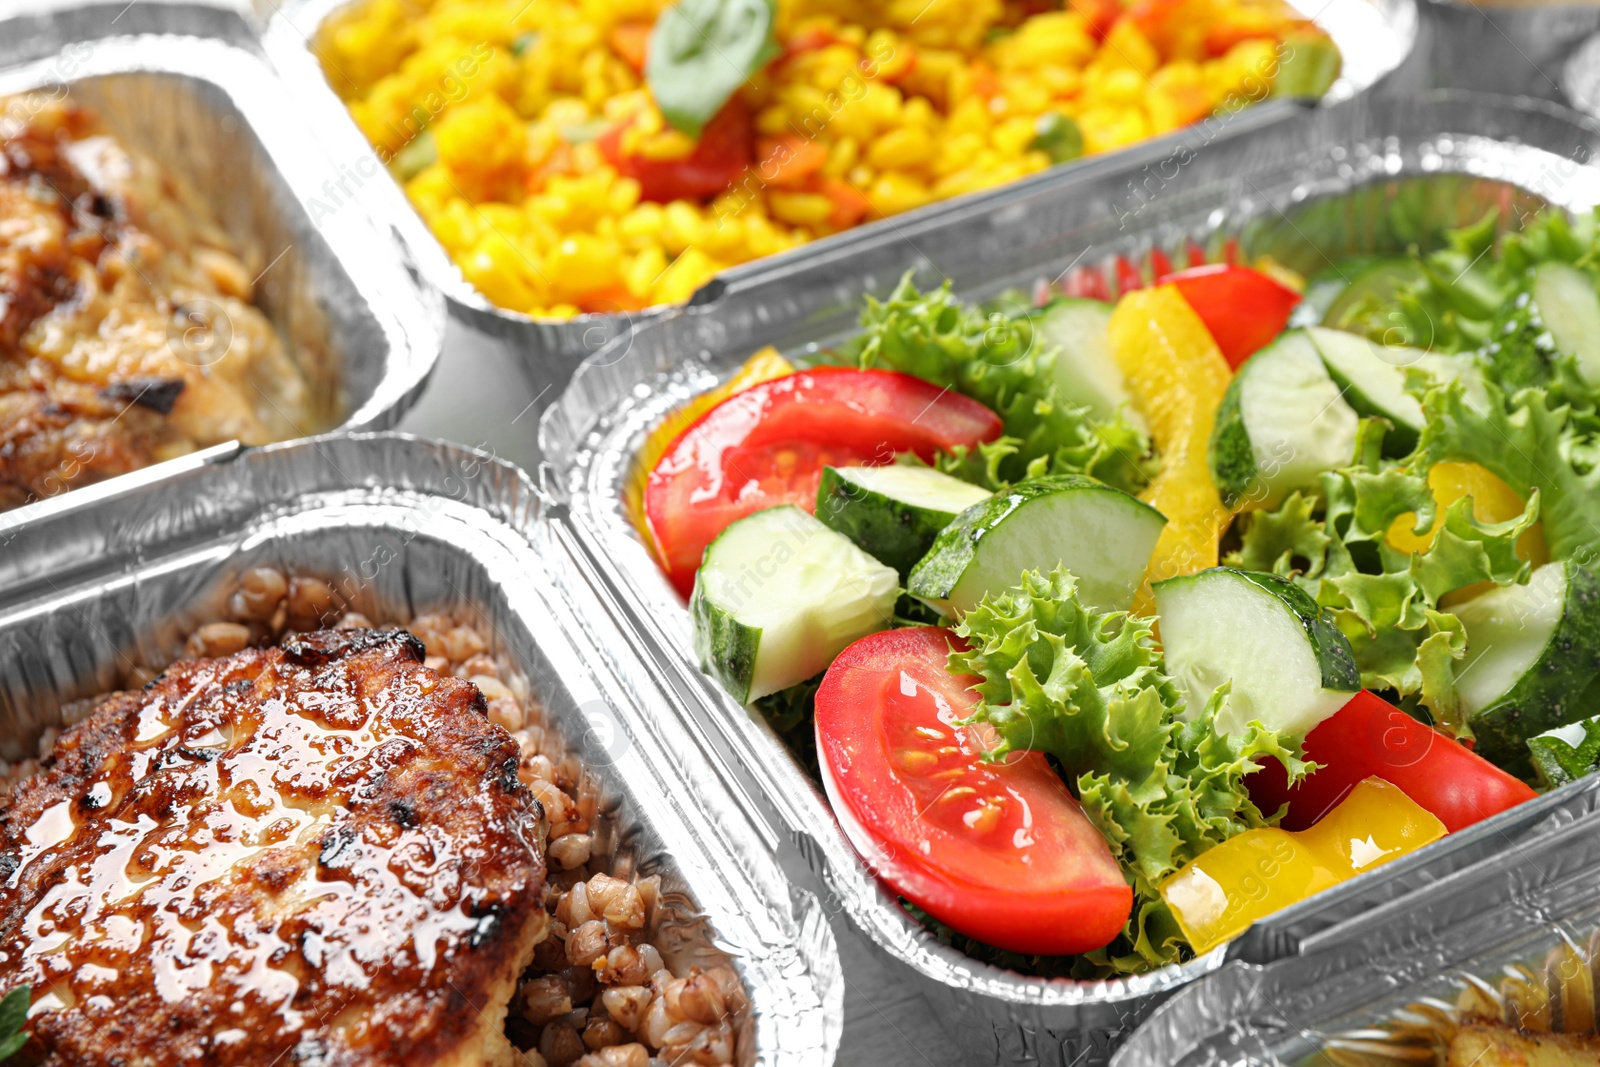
[644,368,1002,597]
[1158,263,1301,367]
[598,96,754,204]
[1061,265,1111,301]
[1114,255,1145,297]
[1248,690,1538,834]
[816,627,1132,955]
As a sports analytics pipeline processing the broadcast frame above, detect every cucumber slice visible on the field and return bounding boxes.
[816,464,990,579]
[1527,713,1600,788]
[1453,560,1600,772]
[1415,351,1491,413]
[1153,567,1360,739]
[1322,258,1430,345]
[1035,298,1147,432]
[690,505,899,704]
[906,474,1166,615]
[1532,261,1600,387]
[1209,330,1361,510]
[1307,326,1426,455]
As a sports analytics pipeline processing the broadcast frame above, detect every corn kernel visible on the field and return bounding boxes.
[822,137,859,178]
[662,200,705,254]
[1102,20,1160,76]
[461,231,545,311]
[656,247,718,304]
[870,172,930,216]
[329,0,1314,318]
[999,115,1042,157]
[625,246,668,299]
[866,125,935,170]
[432,95,528,195]
[768,192,835,227]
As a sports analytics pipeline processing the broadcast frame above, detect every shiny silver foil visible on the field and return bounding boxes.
[540,91,1600,1064]
[1111,811,1600,1066]
[0,2,445,518]
[0,433,843,1067]
[1412,0,1600,105]
[255,0,1415,398]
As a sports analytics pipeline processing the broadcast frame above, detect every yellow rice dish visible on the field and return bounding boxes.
[315,0,1336,320]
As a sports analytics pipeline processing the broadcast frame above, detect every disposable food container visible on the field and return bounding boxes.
[540,91,1600,1064]
[257,0,1416,395]
[0,432,843,1066]
[0,1,444,522]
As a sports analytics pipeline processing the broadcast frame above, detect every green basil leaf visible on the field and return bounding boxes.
[0,987,27,1041]
[647,0,778,136]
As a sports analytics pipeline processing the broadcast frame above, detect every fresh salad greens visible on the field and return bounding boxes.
[644,202,1600,983]
[0,986,28,1063]
[848,275,1153,495]
[1229,418,1541,736]
[953,567,1310,972]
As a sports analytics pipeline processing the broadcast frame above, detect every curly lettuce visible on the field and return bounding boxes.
[1316,207,1600,407]
[1228,414,1540,735]
[848,274,1152,494]
[951,567,1309,974]
[1416,382,1600,567]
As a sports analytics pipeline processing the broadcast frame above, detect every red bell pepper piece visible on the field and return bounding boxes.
[598,97,754,204]
[1248,690,1539,834]
[1159,263,1300,367]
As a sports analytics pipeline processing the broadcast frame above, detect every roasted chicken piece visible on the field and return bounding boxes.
[0,95,313,510]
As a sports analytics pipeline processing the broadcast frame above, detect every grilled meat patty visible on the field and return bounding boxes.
[0,628,548,1067]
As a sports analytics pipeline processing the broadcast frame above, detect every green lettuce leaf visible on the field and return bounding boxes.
[850,274,1153,494]
[951,567,1309,974]
[1416,381,1600,565]
[1230,413,1537,734]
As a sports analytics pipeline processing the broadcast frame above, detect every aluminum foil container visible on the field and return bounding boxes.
[0,1,445,521]
[0,432,843,1066]
[255,0,1415,399]
[1111,809,1600,1067]
[1410,0,1600,105]
[539,90,1600,1065]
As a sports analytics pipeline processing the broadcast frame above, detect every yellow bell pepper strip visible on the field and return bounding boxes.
[1109,285,1234,615]
[624,347,794,556]
[1386,460,1548,565]
[1160,777,1446,954]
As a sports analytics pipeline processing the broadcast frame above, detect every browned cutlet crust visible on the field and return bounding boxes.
[0,628,548,1067]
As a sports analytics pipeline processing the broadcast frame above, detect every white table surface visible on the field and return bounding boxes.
[398,321,965,1067]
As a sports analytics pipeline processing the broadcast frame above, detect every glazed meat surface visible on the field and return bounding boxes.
[0,95,314,510]
[0,628,548,1067]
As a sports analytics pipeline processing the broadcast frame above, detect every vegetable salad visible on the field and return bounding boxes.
[315,0,1337,318]
[632,206,1600,977]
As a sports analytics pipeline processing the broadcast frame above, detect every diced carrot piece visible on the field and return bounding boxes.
[757,135,830,189]
[610,22,651,74]
[822,176,873,228]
